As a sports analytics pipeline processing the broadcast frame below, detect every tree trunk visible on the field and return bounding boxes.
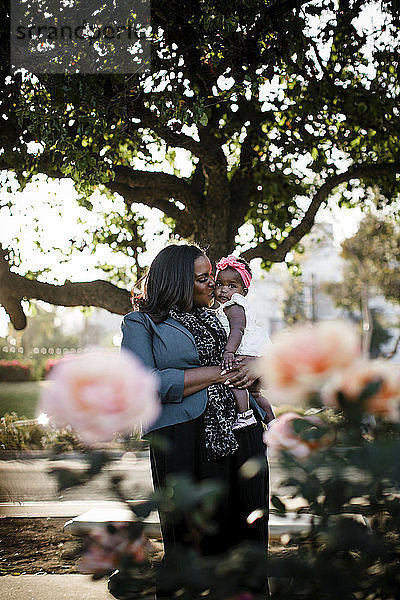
[191,169,235,264]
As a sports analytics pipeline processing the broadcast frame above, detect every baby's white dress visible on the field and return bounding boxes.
[215,293,270,357]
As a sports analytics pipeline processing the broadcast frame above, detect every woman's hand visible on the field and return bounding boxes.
[222,355,258,389]
[183,364,239,396]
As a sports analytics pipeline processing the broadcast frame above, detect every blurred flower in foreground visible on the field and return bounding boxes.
[79,524,152,575]
[39,350,159,444]
[264,412,332,460]
[322,359,400,420]
[259,320,361,404]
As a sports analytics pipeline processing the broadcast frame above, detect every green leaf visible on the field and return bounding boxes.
[359,379,382,403]
[49,467,83,492]
[271,495,287,514]
[130,500,159,519]
[199,113,209,126]
[85,450,112,476]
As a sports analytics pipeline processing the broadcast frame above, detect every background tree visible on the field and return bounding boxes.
[324,213,400,356]
[1,1,400,329]
[0,304,117,377]
[9,305,82,355]
[369,308,393,358]
[282,275,308,325]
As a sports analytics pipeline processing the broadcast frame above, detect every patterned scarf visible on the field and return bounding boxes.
[169,307,238,460]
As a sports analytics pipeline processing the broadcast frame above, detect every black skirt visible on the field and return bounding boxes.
[149,415,269,557]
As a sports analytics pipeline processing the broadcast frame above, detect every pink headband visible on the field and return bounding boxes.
[215,255,252,289]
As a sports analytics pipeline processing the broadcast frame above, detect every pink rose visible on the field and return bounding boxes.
[258,321,361,405]
[39,350,160,444]
[263,412,332,460]
[322,359,400,419]
[78,524,153,575]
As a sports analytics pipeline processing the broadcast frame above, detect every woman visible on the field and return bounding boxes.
[121,244,268,588]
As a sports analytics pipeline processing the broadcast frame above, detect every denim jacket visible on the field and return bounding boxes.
[121,310,265,434]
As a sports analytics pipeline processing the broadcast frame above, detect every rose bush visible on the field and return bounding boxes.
[258,321,361,404]
[79,524,153,576]
[260,320,400,599]
[39,350,160,444]
[264,412,332,460]
[40,321,400,599]
[322,358,400,420]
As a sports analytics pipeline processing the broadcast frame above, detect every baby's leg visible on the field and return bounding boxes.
[252,392,276,426]
[244,358,276,427]
[232,388,257,430]
[233,388,249,413]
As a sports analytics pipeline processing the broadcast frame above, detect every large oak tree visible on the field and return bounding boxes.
[0,0,399,329]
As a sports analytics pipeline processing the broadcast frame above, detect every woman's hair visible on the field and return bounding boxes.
[136,244,205,322]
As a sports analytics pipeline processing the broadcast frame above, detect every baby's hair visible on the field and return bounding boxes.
[236,256,252,278]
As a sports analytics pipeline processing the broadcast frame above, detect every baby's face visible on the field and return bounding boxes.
[215,267,246,304]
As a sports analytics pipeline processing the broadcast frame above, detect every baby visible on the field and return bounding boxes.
[215,255,276,430]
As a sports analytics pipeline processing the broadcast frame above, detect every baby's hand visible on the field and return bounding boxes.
[221,351,235,372]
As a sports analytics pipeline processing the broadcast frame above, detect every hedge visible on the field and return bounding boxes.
[0,360,33,382]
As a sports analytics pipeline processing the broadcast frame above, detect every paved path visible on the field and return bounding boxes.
[0,574,111,600]
[0,451,284,503]
[0,451,152,503]
[0,450,309,539]
[0,452,310,599]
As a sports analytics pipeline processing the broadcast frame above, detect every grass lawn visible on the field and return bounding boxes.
[0,381,43,418]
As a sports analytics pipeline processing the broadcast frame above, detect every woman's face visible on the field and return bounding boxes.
[193,255,215,308]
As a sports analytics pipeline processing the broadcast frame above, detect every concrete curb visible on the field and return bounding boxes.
[63,507,313,541]
[0,501,314,541]
[0,449,149,461]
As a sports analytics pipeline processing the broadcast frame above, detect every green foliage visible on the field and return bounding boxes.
[282,275,308,325]
[50,449,112,491]
[370,309,393,358]
[267,423,400,598]
[324,213,400,355]
[0,411,82,451]
[0,412,43,449]
[70,401,400,598]
[339,213,400,304]
[92,210,148,283]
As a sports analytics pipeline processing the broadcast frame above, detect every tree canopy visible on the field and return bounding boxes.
[1,0,400,329]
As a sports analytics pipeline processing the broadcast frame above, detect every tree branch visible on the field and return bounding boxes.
[0,246,131,330]
[112,166,201,209]
[108,181,183,219]
[137,105,227,171]
[107,181,195,238]
[0,152,66,181]
[242,161,400,262]
[137,107,208,159]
